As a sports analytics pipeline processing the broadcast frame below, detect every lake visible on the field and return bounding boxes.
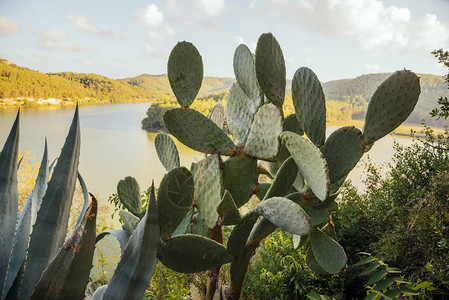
[0,102,416,281]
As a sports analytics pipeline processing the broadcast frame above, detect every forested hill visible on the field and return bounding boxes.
[320,73,449,125]
[120,74,234,97]
[0,59,164,104]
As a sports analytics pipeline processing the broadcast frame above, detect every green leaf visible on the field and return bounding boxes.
[373,278,395,292]
[157,167,194,241]
[367,270,388,285]
[292,67,326,147]
[245,103,283,160]
[103,183,160,300]
[117,176,142,217]
[386,267,402,274]
[355,256,376,266]
[157,234,231,273]
[154,132,180,172]
[0,111,19,295]
[168,41,203,107]
[19,106,80,300]
[383,288,402,299]
[255,33,286,106]
[310,228,347,274]
[280,132,330,201]
[361,262,381,275]
[399,287,420,296]
[30,196,97,300]
[255,197,311,235]
[164,108,235,155]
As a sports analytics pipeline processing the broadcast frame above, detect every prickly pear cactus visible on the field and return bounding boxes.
[150,33,421,300]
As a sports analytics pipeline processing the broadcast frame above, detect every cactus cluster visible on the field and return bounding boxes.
[144,33,420,299]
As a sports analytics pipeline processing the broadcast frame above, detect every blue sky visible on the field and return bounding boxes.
[0,0,448,82]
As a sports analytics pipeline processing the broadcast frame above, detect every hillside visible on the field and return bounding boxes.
[0,59,164,105]
[120,73,234,97]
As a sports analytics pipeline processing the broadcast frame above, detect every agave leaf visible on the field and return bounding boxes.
[102,183,160,300]
[73,172,89,231]
[91,286,108,300]
[95,229,130,256]
[0,111,19,295]
[2,141,49,298]
[19,107,80,300]
[30,195,97,300]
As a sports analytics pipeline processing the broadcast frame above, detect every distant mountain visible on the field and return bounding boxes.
[120,74,234,98]
[320,73,449,125]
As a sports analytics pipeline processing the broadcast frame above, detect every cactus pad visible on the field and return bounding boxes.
[264,157,298,200]
[154,132,180,172]
[226,83,259,144]
[168,41,203,107]
[320,126,364,183]
[245,103,283,159]
[234,44,261,100]
[191,154,222,228]
[172,207,194,236]
[164,108,235,155]
[217,190,242,226]
[209,103,226,129]
[157,167,194,241]
[280,132,330,201]
[306,248,330,275]
[255,33,286,106]
[293,234,309,249]
[310,227,347,274]
[302,196,338,226]
[157,234,232,273]
[222,153,258,207]
[117,176,142,217]
[292,67,326,147]
[227,212,259,257]
[254,197,311,235]
[363,70,420,145]
[119,210,139,233]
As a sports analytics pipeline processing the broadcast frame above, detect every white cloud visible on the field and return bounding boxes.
[134,4,174,42]
[364,64,380,71]
[67,15,124,41]
[142,43,169,59]
[267,0,449,55]
[195,0,226,16]
[166,0,179,11]
[34,28,87,51]
[0,16,20,35]
[236,36,245,44]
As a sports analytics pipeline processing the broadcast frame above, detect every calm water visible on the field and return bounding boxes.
[0,102,415,281]
[0,102,415,199]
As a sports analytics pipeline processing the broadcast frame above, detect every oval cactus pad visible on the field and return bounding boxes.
[168,41,203,107]
[226,83,259,145]
[234,44,260,100]
[245,103,283,160]
[117,176,142,217]
[292,67,326,147]
[280,132,330,201]
[255,197,311,235]
[255,33,286,106]
[154,132,180,172]
[310,227,347,274]
[363,70,420,145]
[157,234,231,273]
[320,126,364,184]
[164,108,235,155]
[209,103,226,129]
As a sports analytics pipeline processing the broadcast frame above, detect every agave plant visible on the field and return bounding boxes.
[0,106,101,300]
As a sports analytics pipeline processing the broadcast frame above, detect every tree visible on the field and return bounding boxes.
[430,49,449,119]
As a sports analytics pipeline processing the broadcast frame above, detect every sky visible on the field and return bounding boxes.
[0,0,448,82]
